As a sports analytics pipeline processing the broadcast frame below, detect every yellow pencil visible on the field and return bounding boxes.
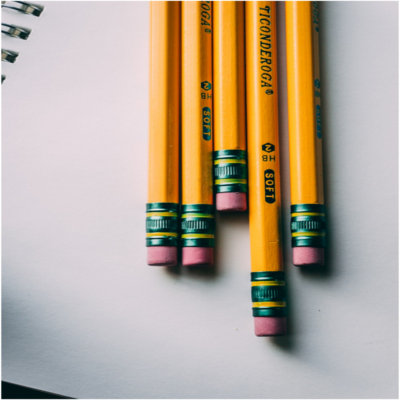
[181,1,214,266]
[146,1,180,267]
[246,1,287,336]
[213,1,247,212]
[286,1,326,266]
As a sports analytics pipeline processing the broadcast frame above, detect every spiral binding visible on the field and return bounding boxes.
[1,1,44,83]
[2,1,43,16]
[2,22,31,39]
[2,48,19,63]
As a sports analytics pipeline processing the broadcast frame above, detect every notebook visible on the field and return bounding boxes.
[2,2,398,399]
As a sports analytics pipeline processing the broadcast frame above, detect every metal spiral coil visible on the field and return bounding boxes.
[1,1,44,83]
[1,1,43,17]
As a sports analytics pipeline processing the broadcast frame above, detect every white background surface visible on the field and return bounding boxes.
[2,1,398,399]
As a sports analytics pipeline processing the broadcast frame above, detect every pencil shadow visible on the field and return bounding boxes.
[269,333,294,351]
[186,263,218,279]
[164,244,183,276]
[217,208,248,223]
[165,263,182,276]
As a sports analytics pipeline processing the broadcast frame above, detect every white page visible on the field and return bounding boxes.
[2,2,398,398]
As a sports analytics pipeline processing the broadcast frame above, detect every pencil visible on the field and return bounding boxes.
[146,1,181,267]
[286,1,326,266]
[245,1,287,336]
[181,1,214,266]
[213,1,247,212]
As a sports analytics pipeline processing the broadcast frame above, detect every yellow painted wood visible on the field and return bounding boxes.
[213,1,246,151]
[182,1,213,205]
[148,2,180,203]
[286,1,324,205]
[246,1,283,273]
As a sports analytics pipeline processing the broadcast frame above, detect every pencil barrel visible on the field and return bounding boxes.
[148,2,180,205]
[286,1,326,250]
[312,2,324,191]
[245,1,283,271]
[147,2,180,251]
[213,1,247,196]
[245,1,287,322]
[181,1,214,248]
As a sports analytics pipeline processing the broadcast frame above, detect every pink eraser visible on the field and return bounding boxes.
[182,247,214,267]
[147,246,177,267]
[216,192,247,212]
[254,317,287,336]
[293,247,325,266]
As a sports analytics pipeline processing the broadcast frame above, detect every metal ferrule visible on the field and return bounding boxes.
[251,271,287,317]
[213,149,247,193]
[181,204,215,247]
[291,203,326,248]
[146,202,179,247]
